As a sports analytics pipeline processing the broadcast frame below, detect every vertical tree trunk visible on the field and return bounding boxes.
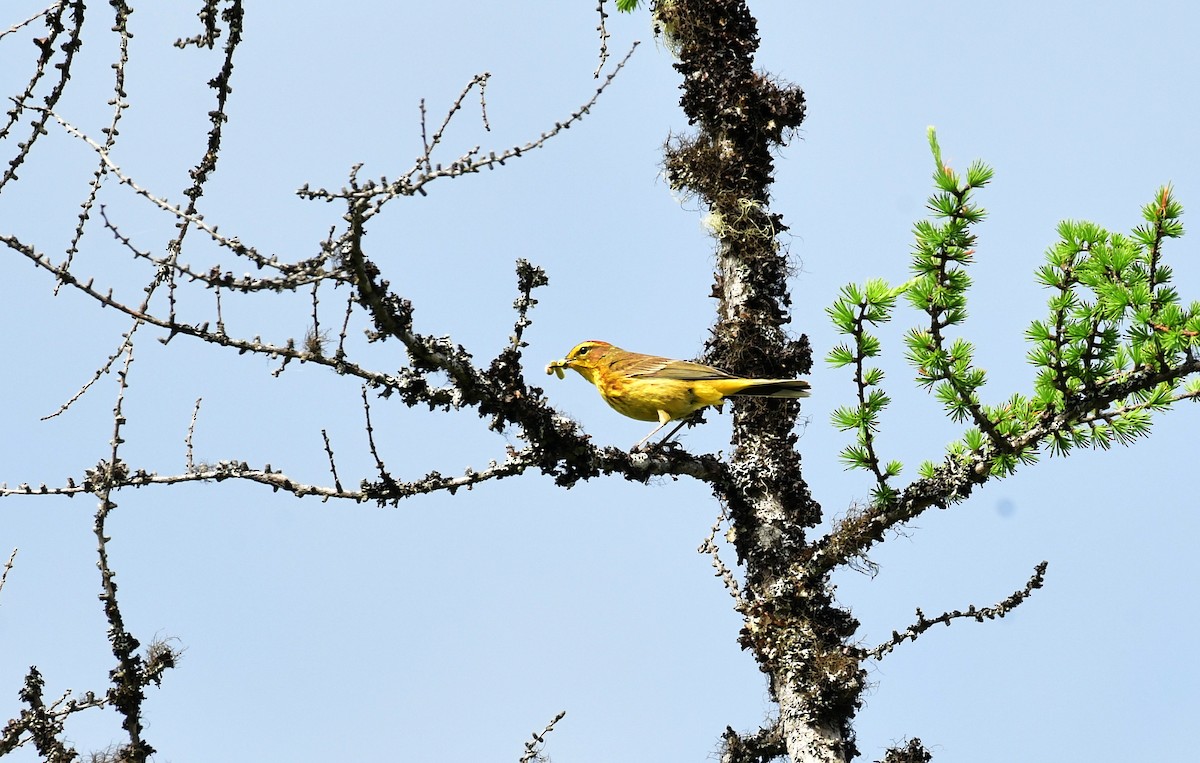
[658,2,864,760]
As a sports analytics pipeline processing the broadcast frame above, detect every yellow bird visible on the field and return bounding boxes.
[546,340,811,450]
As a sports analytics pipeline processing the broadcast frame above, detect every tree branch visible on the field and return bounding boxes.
[518,710,566,763]
[811,354,1200,577]
[869,562,1048,660]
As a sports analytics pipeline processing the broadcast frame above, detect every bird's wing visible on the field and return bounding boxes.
[623,355,736,381]
[607,352,674,377]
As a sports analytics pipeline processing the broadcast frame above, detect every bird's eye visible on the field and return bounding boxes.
[577,346,590,356]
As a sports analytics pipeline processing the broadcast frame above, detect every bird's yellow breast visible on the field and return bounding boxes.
[595,375,729,422]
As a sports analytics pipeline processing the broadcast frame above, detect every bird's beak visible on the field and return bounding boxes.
[545,358,569,379]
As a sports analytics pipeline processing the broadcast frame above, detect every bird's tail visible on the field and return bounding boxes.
[731,379,811,398]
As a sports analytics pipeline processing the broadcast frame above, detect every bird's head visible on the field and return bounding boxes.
[545,340,614,382]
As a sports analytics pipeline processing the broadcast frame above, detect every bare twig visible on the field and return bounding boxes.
[336,288,355,361]
[418,98,431,172]
[164,0,244,313]
[518,710,566,763]
[321,429,343,494]
[419,73,492,178]
[1,1,82,196]
[0,4,56,41]
[2,230,402,391]
[698,508,743,605]
[58,0,133,288]
[869,561,1049,660]
[299,42,640,218]
[214,287,225,336]
[360,386,389,482]
[477,73,491,132]
[100,206,346,293]
[35,110,286,274]
[304,282,326,356]
[42,320,142,420]
[185,398,202,473]
[593,0,611,78]
[0,548,17,599]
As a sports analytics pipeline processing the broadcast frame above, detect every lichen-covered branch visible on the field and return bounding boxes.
[0,667,105,758]
[653,3,862,762]
[720,722,785,763]
[90,350,179,762]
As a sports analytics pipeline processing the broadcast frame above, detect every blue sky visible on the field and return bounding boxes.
[1,2,1197,761]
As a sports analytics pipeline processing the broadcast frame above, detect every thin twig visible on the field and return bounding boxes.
[1,1,81,196]
[0,548,17,599]
[869,561,1049,659]
[477,75,491,132]
[185,398,202,472]
[300,42,641,217]
[361,386,388,480]
[43,320,142,420]
[321,430,343,493]
[34,107,281,272]
[57,0,133,289]
[519,710,566,763]
[593,0,611,78]
[100,206,345,293]
[698,508,743,605]
[0,4,55,41]
[306,281,323,355]
[336,288,354,361]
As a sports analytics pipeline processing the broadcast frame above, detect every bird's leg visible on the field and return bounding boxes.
[653,419,690,447]
[631,410,676,452]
